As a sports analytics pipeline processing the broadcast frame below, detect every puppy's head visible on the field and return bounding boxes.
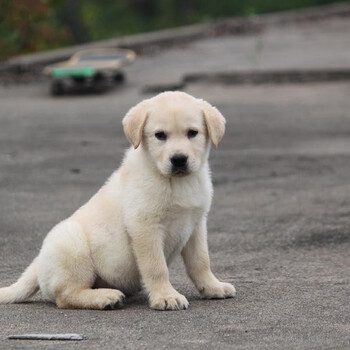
[123,91,225,177]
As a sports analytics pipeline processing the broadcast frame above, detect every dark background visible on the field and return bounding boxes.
[0,0,345,59]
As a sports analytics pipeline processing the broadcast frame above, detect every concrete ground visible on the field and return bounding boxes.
[1,11,350,350]
[127,15,350,86]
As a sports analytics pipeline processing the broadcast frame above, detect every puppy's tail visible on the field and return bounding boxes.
[0,258,39,304]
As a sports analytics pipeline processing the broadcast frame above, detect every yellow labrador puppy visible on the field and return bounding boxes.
[0,91,235,311]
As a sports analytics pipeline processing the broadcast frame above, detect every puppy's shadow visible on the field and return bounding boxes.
[123,292,148,310]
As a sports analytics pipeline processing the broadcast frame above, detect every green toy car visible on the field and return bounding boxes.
[44,48,136,95]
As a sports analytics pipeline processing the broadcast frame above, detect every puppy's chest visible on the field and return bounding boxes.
[168,176,211,210]
[162,205,202,258]
[160,178,209,247]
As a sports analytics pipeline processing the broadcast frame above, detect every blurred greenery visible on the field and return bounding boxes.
[0,0,346,60]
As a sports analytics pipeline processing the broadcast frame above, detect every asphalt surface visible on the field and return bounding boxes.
[1,13,350,350]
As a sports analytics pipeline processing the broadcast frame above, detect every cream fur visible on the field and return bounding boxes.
[0,91,235,311]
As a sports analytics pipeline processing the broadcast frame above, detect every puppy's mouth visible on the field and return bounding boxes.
[171,166,190,176]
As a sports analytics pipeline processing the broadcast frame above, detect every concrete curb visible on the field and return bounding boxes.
[1,1,350,75]
[141,69,350,93]
[184,69,350,85]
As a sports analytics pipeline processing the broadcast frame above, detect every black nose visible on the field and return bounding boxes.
[171,154,188,168]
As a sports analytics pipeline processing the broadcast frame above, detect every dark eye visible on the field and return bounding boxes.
[155,131,167,141]
[187,129,198,138]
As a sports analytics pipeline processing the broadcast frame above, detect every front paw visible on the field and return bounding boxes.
[150,292,189,311]
[200,281,236,299]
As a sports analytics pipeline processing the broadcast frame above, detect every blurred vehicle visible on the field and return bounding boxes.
[44,48,136,95]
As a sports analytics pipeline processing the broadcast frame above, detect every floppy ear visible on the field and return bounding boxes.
[200,100,226,148]
[122,100,150,149]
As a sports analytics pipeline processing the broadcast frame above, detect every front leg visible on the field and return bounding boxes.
[181,218,236,299]
[131,223,189,311]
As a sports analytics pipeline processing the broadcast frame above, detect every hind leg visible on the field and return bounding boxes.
[56,287,125,310]
[38,220,125,310]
